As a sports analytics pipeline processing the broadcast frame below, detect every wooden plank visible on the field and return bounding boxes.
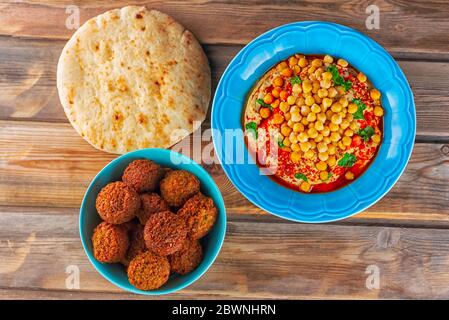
[0,121,448,225]
[1,0,449,58]
[1,207,449,299]
[0,37,448,138]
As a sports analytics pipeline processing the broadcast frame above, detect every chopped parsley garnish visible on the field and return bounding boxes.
[278,139,285,148]
[357,126,375,142]
[290,76,302,85]
[338,153,357,168]
[327,64,352,91]
[352,99,366,120]
[256,98,273,110]
[294,173,308,182]
[245,122,258,139]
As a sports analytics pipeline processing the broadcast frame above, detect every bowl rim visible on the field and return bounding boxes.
[211,21,416,223]
[79,148,227,295]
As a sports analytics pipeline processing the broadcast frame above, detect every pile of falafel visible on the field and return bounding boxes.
[91,159,218,290]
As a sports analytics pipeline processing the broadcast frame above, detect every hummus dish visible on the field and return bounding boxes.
[243,54,384,193]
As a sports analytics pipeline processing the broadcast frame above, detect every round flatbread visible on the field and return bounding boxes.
[57,6,210,154]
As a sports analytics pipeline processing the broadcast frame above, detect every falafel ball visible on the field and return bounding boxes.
[137,193,169,225]
[92,222,129,263]
[96,181,140,224]
[159,170,200,207]
[168,240,203,275]
[127,251,170,290]
[177,193,218,240]
[121,223,147,266]
[143,211,187,256]
[122,159,164,193]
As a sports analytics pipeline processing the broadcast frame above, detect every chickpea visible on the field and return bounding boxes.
[336,86,345,95]
[289,132,298,144]
[315,134,324,143]
[339,128,344,135]
[372,134,381,144]
[272,113,285,124]
[344,129,354,137]
[338,141,346,150]
[273,77,284,87]
[301,117,309,126]
[288,56,298,66]
[370,88,381,100]
[327,156,336,167]
[280,101,290,113]
[260,107,271,119]
[328,144,337,155]
[262,93,273,104]
[320,79,332,89]
[349,121,358,131]
[310,103,321,114]
[317,142,328,153]
[322,97,333,109]
[271,99,280,109]
[348,103,358,114]
[323,55,334,64]
[298,57,308,68]
[340,119,350,130]
[345,171,355,180]
[323,136,331,144]
[308,66,317,75]
[281,126,292,137]
[314,94,322,104]
[329,122,339,132]
[305,95,315,106]
[331,102,343,113]
[374,106,384,117]
[316,161,328,171]
[317,112,327,123]
[300,141,312,152]
[345,113,354,122]
[297,132,309,143]
[307,127,319,139]
[302,80,312,94]
[273,88,283,100]
[290,151,301,163]
[292,83,302,93]
[342,136,352,146]
[337,59,348,67]
[311,59,322,68]
[322,126,331,137]
[296,97,305,106]
[294,65,301,74]
[283,137,291,147]
[287,95,296,105]
[318,152,329,162]
[339,97,348,107]
[314,120,324,131]
[357,72,367,82]
[307,112,317,122]
[327,87,338,98]
[300,181,311,192]
[330,132,341,142]
[304,150,315,159]
[281,68,293,77]
[317,88,328,98]
[309,140,317,149]
[331,114,342,125]
[277,61,288,71]
[320,171,329,181]
[291,143,300,152]
[279,90,289,101]
[322,71,333,81]
[284,112,292,121]
[291,112,301,123]
[292,123,304,134]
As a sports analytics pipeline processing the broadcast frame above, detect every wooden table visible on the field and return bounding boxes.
[0,0,448,300]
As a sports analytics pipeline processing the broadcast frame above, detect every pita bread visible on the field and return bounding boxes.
[57,6,211,154]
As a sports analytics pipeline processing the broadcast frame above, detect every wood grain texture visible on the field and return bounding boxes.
[1,0,449,58]
[1,207,449,299]
[0,37,448,138]
[1,121,448,225]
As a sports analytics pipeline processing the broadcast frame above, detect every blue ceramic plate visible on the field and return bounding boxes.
[79,149,226,295]
[211,21,415,223]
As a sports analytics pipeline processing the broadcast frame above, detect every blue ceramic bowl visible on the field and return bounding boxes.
[211,21,416,223]
[79,149,226,295]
